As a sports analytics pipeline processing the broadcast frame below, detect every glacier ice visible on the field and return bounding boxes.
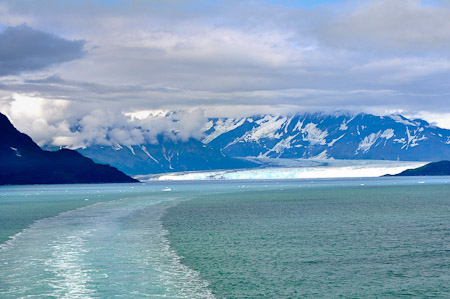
[139,160,427,181]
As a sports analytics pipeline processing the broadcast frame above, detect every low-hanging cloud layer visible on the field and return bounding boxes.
[0,94,207,147]
[1,0,450,147]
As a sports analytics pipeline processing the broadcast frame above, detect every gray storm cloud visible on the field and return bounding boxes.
[0,24,85,75]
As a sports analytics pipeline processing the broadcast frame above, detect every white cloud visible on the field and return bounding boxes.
[0,93,73,146]
[0,93,209,147]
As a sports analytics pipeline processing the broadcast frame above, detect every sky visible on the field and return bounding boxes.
[1,0,450,147]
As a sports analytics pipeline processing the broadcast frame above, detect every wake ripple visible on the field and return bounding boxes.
[0,195,214,298]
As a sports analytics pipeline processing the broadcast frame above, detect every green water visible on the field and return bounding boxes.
[163,183,450,298]
[0,184,145,244]
[0,182,218,298]
[1,179,450,297]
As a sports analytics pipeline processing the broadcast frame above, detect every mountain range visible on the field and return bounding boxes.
[69,112,450,176]
[0,113,136,185]
[1,109,449,185]
[2,111,450,181]
[204,112,450,161]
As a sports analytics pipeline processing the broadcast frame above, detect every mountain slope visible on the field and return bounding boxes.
[0,113,137,185]
[77,137,258,176]
[203,113,450,161]
[392,160,450,176]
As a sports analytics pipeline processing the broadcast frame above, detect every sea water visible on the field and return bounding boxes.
[1,178,450,298]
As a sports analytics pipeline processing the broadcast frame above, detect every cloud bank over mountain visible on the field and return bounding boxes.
[0,94,207,147]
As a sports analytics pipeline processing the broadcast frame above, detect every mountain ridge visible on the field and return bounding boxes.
[0,113,137,185]
[38,111,450,176]
[390,160,450,176]
[76,137,258,176]
[203,112,450,161]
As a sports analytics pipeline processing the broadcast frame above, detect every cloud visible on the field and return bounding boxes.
[0,24,85,75]
[2,90,450,150]
[0,0,450,135]
[69,109,207,147]
[318,0,450,52]
[0,94,208,147]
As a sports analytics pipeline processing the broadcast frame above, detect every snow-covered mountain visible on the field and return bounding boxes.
[63,112,450,176]
[203,113,450,161]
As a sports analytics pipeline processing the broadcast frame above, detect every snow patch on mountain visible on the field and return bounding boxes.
[112,144,123,151]
[339,118,353,131]
[127,145,136,155]
[390,115,419,127]
[380,129,395,140]
[403,127,427,149]
[202,120,214,132]
[140,145,159,163]
[292,118,303,131]
[356,129,395,154]
[283,116,295,134]
[265,134,297,157]
[357,131,382,153]
[310,149,328,159]
[249,115,286,141]
[203,118,246,144]
[301,123,328,145]
[10,147,21,157]
[328,134,345,147]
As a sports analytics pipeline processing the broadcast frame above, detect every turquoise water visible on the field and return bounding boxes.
[1,178,450,297]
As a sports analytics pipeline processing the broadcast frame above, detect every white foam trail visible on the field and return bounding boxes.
[45,231,95,298]
[0,195,214,298]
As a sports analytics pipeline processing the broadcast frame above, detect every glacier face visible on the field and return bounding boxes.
[139,160,427,181]
[203,113,450,161]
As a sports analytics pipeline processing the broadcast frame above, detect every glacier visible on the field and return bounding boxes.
[138,160,426,181]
